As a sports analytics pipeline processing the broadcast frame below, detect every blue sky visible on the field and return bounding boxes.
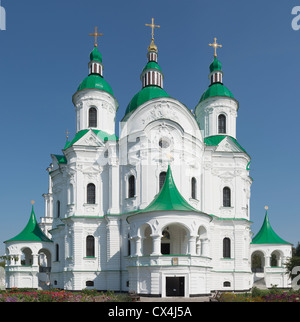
[0,0,299,255]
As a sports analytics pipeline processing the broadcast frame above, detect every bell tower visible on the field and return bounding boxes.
[195,38,238,139]
[72,26,118,135]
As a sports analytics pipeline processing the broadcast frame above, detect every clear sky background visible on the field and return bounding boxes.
[0,0,299,255]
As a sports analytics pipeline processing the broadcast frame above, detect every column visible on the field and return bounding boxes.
[32,254,39,267]
[265,255,270,268]
[107,143,120,214]
[188,236,197,256]
[151,234,161,256]
[135,236,143,257]
[196,238,201,255]
[106,217,120,268]
[201,238,209,257]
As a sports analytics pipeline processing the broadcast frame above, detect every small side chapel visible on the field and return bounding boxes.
[3,20,292,296]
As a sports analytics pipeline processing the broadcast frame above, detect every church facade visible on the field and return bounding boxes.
[4,24,292,296]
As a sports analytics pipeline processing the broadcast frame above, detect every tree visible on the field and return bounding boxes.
[285,256,300,279]
[295,242,300,257]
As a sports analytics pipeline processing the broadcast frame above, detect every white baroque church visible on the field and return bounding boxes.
[4,23,292,297]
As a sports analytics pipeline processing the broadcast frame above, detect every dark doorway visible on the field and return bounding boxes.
[166,277,184,296]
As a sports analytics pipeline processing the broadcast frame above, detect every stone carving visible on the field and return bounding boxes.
[142,103,179,124]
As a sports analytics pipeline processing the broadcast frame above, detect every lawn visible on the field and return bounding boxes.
[0,288,133,302]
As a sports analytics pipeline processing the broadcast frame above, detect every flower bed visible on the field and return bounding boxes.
[217,288,300,302]
[0,288,132,302]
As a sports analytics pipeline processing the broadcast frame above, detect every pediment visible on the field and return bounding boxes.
[73,130,104,147]
[215,137,243,153]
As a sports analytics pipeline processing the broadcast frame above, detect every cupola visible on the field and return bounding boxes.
[123,18,170,119]
[72,26,118,135]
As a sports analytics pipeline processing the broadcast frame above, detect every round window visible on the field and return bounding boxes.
[159,138,170,149]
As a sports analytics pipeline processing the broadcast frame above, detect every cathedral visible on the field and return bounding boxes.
[3,21,292,297]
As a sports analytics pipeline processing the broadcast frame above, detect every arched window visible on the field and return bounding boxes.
[191,177,196,199]
[87,183,96,204]
[223,238,231,258]
[55,244,59,262]
[88,107,97,128]
[86,235,95,257]
[218,114,226,134]
[86,281,94,287]
[223,281,231,287]
[128,175,135,198]
[127,234,131,256]
[223,187,231,207]
[161,230,171,255]
[159,172,167,190]
[56,200,60,218]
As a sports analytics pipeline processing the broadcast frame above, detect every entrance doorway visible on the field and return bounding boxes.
[166,277,185,296]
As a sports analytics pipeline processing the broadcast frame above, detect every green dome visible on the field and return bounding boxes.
[142,61,162,73]
[199,83,233,103]
[90,46,102,62]
[209,56,222,73]
[125,86,170,116]
[77,74,114,96]
[5,206,52,243]
[251,211,291,245]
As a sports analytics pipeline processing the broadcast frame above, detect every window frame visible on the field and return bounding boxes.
[128,175,136,198]
[56,200,60,218]
[223,187,231,207]
[223,237,231,258]
[218,114,226,134]
[86,235,95,257]
[88,107,97,128]
[87,183,96,204]
[191,177,197,199]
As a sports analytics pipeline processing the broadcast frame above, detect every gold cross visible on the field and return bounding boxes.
[145,18,160,40]
[89,26,103,47]
[209,37,222,57]
[65,129,70,140]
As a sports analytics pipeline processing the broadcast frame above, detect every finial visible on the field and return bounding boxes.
[145,18,160,52]
[31,200,35,205]
[65,129,70,141]
[89,26,103,47]
[209,37,222,57]
[265,206,269,210]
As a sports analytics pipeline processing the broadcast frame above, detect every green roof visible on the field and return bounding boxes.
[124,86,170,118]
[199,83,234,103]
[209,56,222,73]
[204,135,248,154]
[142,61,162,73]
[136,165,210,215]
[90,46,102,62]
[251,211,291,245]
[53,154,67,164]
[64,129,118,150]
[5,206,52,243]
[77,74,114,96]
